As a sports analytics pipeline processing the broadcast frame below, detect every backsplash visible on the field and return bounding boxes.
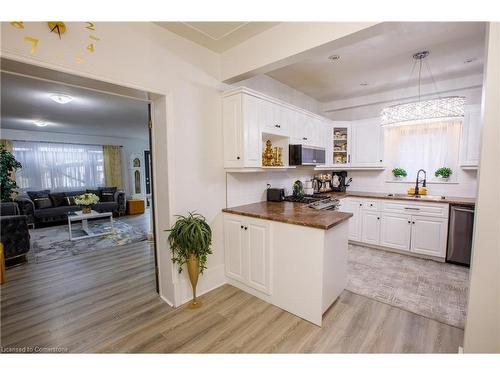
[226,169,315,207]
[346,169,478,198]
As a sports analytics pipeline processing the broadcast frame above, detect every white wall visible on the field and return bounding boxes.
[464,22,500,353]
[227,169,315,207]
[235,74,322,114]
[1,21,225,306]
[0,128,149,197]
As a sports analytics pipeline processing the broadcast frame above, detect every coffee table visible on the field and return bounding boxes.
[68,210,114,241]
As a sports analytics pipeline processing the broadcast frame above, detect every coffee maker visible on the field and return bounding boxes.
[331,171,350,192]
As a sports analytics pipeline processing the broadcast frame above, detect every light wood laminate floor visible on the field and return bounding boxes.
[1,240,463,353]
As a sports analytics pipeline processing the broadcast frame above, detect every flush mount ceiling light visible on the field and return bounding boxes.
[49,93,73,104]
[328,54,340,61]
[33,119,49,127]
[381,51,465,127]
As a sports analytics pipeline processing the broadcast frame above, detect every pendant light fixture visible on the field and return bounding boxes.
[381,51,466,127]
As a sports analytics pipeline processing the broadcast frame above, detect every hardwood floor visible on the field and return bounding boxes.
[1,238,463,353]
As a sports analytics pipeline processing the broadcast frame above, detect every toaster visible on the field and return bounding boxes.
[267,188,285,202]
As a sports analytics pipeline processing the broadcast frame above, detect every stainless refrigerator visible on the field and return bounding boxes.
[447,204,475,266]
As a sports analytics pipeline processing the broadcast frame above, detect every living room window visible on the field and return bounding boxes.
[13,141,105,190]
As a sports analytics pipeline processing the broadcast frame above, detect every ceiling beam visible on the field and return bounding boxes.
[221,22,379,83]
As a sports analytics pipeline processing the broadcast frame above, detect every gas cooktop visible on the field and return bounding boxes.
[283,194,329,204]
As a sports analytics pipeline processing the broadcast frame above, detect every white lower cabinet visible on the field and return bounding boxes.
[380,213,411,251]
[223,214,271,295]
[346,198,449,259]
[361,210,381,245]
[338,198,362,241]
[410,216,448,257]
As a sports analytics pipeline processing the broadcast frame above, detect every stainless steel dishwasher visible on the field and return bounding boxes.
[447,204,475,266]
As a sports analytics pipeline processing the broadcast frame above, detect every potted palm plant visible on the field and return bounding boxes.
[167,212,212,309]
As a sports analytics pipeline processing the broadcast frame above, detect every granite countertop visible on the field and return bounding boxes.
[325,191,476,206]
[222,201,353,230]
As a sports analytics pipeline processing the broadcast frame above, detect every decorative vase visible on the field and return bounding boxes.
[81,206,92,214]
[186,253,202,309]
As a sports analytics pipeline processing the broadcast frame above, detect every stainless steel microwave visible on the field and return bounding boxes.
[289,145,326,166]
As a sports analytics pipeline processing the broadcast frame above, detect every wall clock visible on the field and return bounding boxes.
[9,21,100,64]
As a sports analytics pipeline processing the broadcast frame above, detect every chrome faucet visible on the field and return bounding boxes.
[415,169,427,196]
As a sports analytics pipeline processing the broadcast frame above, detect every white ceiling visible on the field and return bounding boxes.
[155,22,280,52]
[1,73,149,140]
[266,22,487,102]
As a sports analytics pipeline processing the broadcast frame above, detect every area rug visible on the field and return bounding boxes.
[347,244,469,329]
[30,220,148,263]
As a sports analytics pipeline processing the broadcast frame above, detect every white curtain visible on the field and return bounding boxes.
[385,121,462,180]
[12,141,105,191]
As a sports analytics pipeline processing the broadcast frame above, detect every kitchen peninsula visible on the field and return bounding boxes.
[222,201,352,326]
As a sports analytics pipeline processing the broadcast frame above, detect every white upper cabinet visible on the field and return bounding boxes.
[262,99,290,136]
[222,93,262,168]
[332,122,351,167]
[222,88,385,171]
[350,118,384,167]
[460,105,482,169]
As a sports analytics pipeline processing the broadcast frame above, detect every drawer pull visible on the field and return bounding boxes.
[404,207,420,210]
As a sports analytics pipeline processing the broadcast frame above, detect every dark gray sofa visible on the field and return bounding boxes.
[0,202,30,265]
[16,187,126,227]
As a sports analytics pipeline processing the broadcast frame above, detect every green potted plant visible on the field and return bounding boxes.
[435,167,452,181]
[0,144,22,202]
[392,167,407,180]
[167,212,212,309]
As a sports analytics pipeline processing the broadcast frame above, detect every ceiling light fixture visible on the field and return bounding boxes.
[328,54,340,61]
[50,93,73,104]
[33,119,49,127]
[381,51,465,127]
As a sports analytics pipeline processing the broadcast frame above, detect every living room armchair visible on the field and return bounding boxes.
[0,202,31,266]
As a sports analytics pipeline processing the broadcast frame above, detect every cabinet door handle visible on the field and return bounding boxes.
[412,221,415,224]
[404,207,420,210]
[408,220,411,224]
[370,204,373,207]
[241,225,244,229]
[275,124,280,128]
[244,226,248,230]
[359,203,362,207]
[237,156,240,160]
[379,159,383,162]
[303,137,307,140]
[377,217,380,220]
[348,154,351,163]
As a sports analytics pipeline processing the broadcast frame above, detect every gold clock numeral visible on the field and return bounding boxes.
[86,43,95,53]
[10,21,24,29]
[24,36,39,54]
[85,22,95,31]
[89,35,100,41]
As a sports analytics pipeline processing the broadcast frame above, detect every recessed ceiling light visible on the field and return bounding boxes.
[360,82,369,86]
[328,54,341,61]
[33,119,48,127]
[464,57,478,64]
[50,93,73,104]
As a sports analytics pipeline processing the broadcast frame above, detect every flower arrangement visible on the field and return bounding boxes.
[75,193,99,213]
[435,167,452,180]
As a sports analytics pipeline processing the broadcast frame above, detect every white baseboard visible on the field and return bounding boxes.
[160,295,174,307]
